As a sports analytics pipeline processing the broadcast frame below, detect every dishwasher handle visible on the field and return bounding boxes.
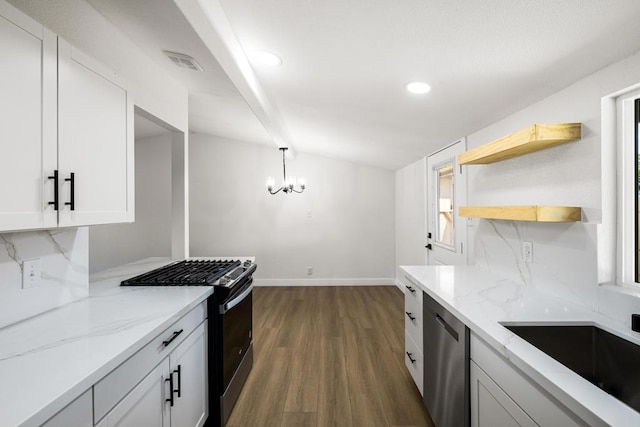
[435,313,459,342]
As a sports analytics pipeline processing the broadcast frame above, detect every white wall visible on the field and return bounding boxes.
[90,134,173,273]
[463,49,640,312]
[395,158,426,281]
[189,134,396,284]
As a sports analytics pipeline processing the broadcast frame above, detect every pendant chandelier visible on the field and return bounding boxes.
[266,147,306,194]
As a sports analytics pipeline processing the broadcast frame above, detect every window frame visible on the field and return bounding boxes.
[615,88,640,286]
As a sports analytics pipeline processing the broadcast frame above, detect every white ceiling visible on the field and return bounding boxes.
[89,0,640,170]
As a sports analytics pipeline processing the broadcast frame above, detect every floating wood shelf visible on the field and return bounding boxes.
[459,206,582,222]
[458,123,581,165]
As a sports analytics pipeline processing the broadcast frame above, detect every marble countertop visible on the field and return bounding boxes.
[0,257,213,427]
[400,265,640,427]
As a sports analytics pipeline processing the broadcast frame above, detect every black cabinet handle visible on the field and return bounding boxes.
[425,243,432,250]
[162,329,184,347]
[165,375,174,407]
[47,170,58,210]
[406,352,416,364]
[405,285,416,294]
[405,311,416,321]
[173,365,182,398]
[64,172,75,210]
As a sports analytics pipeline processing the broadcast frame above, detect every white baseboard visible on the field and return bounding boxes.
[253,278,396,287]
[394,278,405,293]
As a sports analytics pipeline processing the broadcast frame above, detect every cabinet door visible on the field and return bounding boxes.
[170,322,208,427]
[0,2,57,231]
[58,37,133,227]
[96,359,171,427]
[470,361,537,427]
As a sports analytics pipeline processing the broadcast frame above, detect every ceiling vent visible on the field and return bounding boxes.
[163,50,203,71]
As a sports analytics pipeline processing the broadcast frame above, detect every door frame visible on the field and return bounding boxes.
[425,138,468,265]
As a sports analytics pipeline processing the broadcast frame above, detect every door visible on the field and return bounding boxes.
[96,359,171,427]
[426,139,467,265]
[58,37,134,227]
[170,322,208,427]
[0,3,57,231]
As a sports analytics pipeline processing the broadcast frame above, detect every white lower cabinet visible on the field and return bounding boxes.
[42,389,93,427]
[96,360,170,427]
[470,361,536,427]
[403,284,424,396]
[470,333,590,427]
[96,322,208,427]
[170,322,208,427]
[94,303,208,427]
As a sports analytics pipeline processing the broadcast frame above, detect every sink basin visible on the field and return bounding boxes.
[503,324,640,413]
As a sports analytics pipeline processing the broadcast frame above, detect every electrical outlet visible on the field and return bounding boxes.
[522,242,533,263]
[306,211,312,219]
[22,259,41,289]
[307,267,313,276]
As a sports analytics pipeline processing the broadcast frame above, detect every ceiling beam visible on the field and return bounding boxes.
[173,0,296,157]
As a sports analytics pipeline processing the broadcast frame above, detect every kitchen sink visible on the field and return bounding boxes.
[502,324,640,413]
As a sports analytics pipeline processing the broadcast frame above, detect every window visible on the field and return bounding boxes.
[613,88,640,285]
[436,163,455,247]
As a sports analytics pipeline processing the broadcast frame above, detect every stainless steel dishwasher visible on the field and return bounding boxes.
[423,291,469,427]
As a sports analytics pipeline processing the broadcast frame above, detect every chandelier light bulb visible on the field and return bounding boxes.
[266,177,275,191]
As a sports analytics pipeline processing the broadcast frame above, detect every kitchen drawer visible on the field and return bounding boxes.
[93,302,206,423]
[401,275,423,306]
[405,331,424,396]
[404,293,423,351]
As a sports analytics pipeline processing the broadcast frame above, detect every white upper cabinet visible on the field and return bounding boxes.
[58,38,134,227]
[0,0,133,232]
[0,2,57,231]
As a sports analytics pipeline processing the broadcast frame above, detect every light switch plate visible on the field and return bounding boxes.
[22,259,41,289]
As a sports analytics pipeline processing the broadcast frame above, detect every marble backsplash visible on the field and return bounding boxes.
[471,219,599,310]
[0,227,88,330]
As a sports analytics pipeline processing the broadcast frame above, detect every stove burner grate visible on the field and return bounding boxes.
[120,259,241,286]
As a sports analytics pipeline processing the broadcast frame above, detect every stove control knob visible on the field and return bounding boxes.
[243,260,252,267]
[219,277,230,286]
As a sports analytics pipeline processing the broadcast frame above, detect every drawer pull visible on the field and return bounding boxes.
[64,172,75,210]
[173,365,182,398]
[405,311,416,321]
[48,170,59,210]
[435,314,459,342]
[406,352,416,364]
[406,285,416,294]
[165,375,175,407]
[162,329,184,347]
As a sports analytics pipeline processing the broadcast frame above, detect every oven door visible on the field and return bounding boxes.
[220,278,253,392]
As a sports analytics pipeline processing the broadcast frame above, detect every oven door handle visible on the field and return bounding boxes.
[220,280,253,314]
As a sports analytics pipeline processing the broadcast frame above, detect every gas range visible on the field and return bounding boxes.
[119,257,257,427]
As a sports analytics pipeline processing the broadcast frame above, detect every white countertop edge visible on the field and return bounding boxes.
[399,265,640,427]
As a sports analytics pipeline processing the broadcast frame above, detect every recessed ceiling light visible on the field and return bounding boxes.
[249,50,282,67]
[406,82,431,94]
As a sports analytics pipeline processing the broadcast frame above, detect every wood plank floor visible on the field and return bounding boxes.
[227,286,435,427]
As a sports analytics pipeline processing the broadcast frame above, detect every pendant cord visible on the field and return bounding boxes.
[282,148,287,183]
